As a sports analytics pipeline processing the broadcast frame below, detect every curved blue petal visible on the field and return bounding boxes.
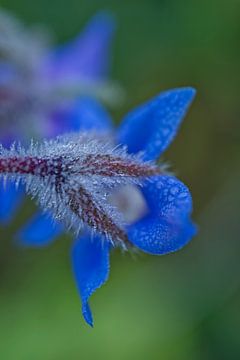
[44,12,115,81]
[48,97,113,137]
[117,88,196,160]
[16,212,63,247]
[127,175,197,254]
[0,181,24,224]
[71,235,110,327]
[141,175,193,220]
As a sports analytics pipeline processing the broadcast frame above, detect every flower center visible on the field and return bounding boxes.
[109,184,149,225]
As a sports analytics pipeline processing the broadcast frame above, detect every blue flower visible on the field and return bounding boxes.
[16,87,197,326]
[0,10,116,225]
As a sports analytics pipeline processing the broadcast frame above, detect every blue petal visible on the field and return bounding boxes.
[16,212,63,247]
[117,88,196,160]
[0,181,24,224]
[49,97,113,137]
[44,12,115,80]
[71,235,110,327]
[127,175,197,254]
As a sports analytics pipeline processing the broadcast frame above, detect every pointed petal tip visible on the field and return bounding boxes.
[118,86,197,160]
[163,86,197,102]
[71,236,110,328]
[85,10,116,39]
[92,10,116,28]
[82,303,94,327]
[181,86,197,101]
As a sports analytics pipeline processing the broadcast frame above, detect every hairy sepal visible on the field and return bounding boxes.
[0,132,159,246]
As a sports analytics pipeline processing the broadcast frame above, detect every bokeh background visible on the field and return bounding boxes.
[0,0,240,359]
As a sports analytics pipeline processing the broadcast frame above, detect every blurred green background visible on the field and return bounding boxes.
[0,0,240,359]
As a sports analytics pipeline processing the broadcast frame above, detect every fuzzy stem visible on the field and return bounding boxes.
[0,156,62,176]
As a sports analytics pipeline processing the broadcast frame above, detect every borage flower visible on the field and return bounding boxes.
[0,8,118,140]
[2,87,196,326]
[0,8,118,223]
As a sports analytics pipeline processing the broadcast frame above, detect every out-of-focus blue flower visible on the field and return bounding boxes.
[0,9,117,224]
[0,9,118,140]
[42,12,115,83]
[16,87,197,326]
